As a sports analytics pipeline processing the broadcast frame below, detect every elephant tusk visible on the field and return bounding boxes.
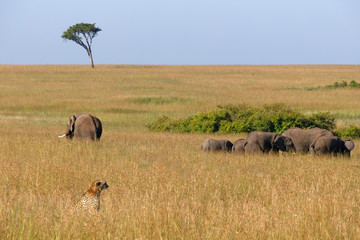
[58,134,66,138]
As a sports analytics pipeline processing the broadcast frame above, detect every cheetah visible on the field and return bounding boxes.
[73,179,109,214]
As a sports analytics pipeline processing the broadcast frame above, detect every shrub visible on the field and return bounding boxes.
[334,125,360,139]
[187,108,232,133]
[349,80,360,88]
[146,115,175,132]
[307,80,360,90]
[333,80,347,88]
[307,112,335,130]
[146,104,336,134]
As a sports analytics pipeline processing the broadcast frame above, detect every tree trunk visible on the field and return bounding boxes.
[88,47,94,68]
[89,53,94,68]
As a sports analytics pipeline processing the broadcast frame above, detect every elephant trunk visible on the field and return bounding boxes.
[290,144,296,153]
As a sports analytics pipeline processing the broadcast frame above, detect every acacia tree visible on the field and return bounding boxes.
[62,23,101,68]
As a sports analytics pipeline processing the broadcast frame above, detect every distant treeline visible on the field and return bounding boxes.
[147,104,360,138]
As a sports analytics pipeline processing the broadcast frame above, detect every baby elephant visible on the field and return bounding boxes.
[244,131,295,153]
[232,138,246,153]
[309,136,355,156]
[201,138,233,152]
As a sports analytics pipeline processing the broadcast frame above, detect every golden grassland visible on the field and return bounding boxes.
[1,65,360,239]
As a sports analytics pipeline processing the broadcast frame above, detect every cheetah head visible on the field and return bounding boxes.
[87,179,109,197]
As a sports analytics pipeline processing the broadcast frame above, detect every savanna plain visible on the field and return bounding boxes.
[1,65,360,239]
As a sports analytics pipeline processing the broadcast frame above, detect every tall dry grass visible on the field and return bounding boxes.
[1,65,360,239]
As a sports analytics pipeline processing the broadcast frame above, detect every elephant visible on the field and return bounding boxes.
[232,138,245,153]
[201,139,233,152]
[58,113,102,141]
[244,131,295,153]
[282,127,334,153]
[309,136,355,156]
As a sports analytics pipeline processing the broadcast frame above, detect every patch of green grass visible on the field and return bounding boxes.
[129,96,189,105]
[331,112,360,119]
[102,108,147,114]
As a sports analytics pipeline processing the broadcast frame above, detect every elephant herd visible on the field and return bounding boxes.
[201,128,355,156]
[58,114,355,156]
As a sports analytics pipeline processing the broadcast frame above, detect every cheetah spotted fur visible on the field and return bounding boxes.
[74,179,109,214]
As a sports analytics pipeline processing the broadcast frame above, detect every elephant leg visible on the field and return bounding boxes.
[245,143,262,153]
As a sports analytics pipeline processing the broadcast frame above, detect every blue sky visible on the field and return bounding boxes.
[1,0,360,65]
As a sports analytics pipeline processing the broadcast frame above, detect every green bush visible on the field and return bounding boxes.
[307,112,335,130]
[306,80,360,90]
[334,125,360,139]
[146,104,336,134]
[333,80,347,88]
[349,80,360,88]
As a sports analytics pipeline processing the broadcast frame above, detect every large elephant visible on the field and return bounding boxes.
[58,113,102,141]
[309,136,355,156]
[232,138,245,153]
[201,139,233,152]
[244,131,295,153]
[282,127,334,153]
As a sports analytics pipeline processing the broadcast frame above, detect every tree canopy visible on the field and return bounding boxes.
[62,23,101,68]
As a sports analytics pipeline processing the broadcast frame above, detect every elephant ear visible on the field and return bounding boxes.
[344,139,355,151]
[69,115,76,133]
[283,136,295,152]
[272,134,285,151]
